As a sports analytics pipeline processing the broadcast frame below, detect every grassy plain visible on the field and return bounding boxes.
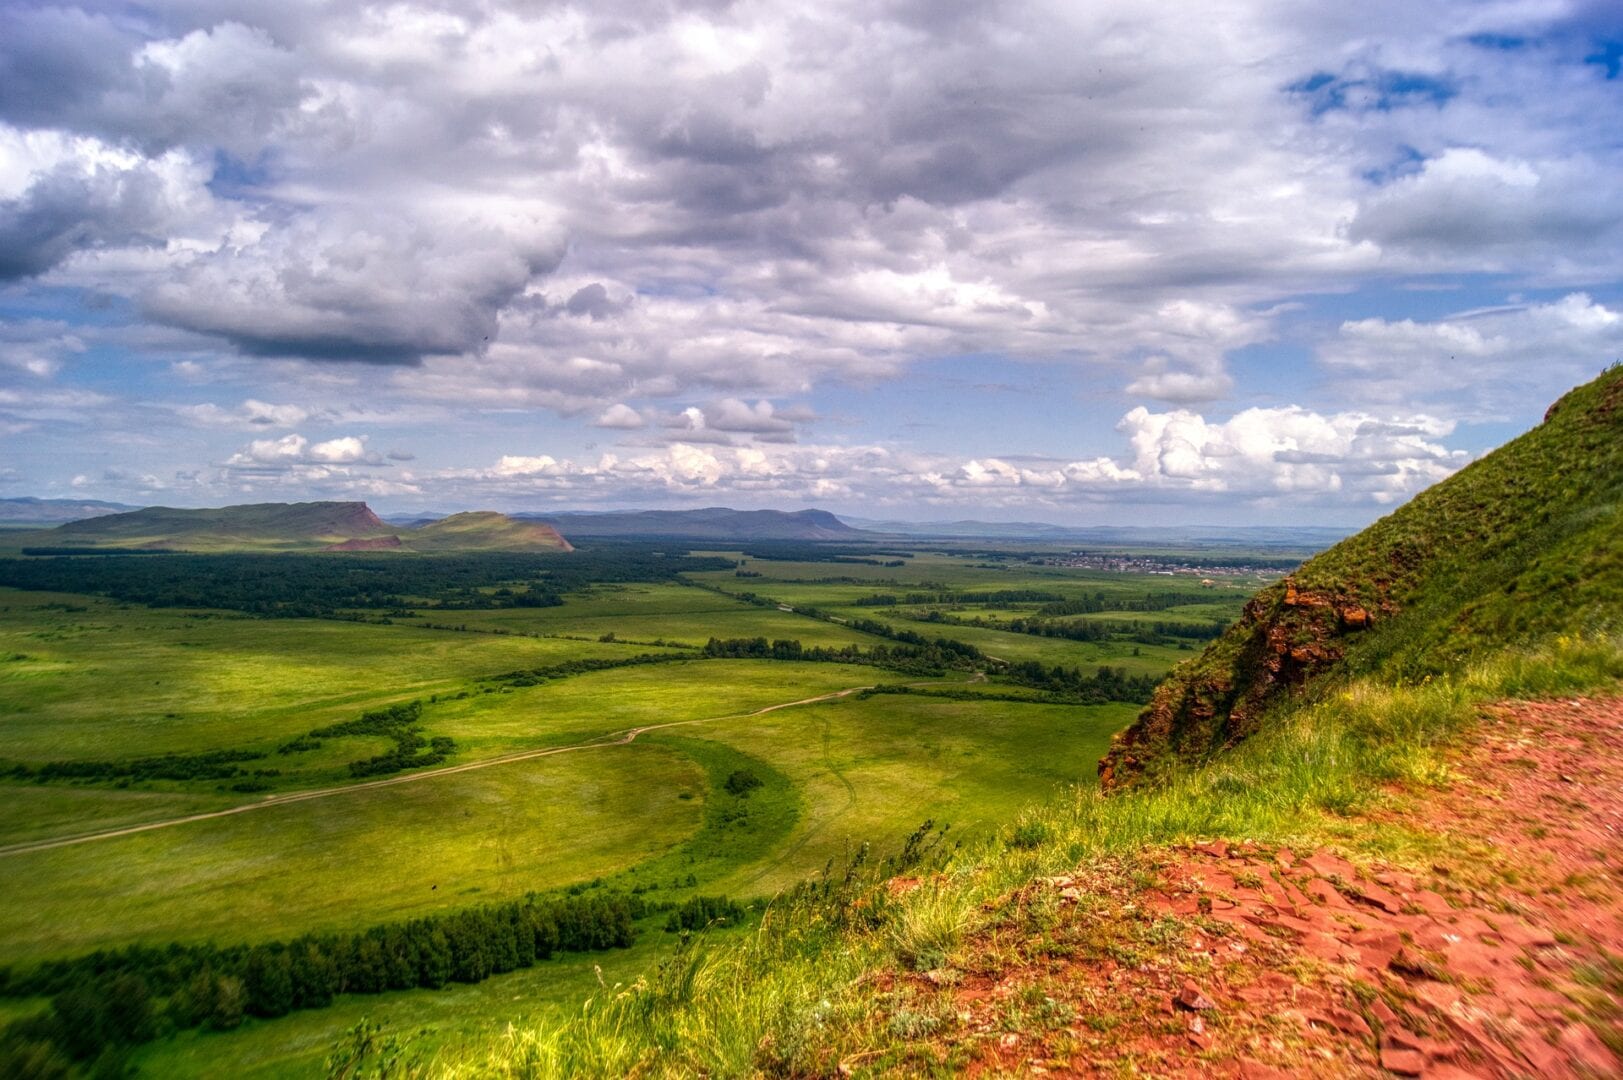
[402,581,881,648]
[0,742,705,961]
[0,590,639,762]
[0,542,1268,1074]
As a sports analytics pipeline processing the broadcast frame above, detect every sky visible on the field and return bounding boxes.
[1,1,1621,526]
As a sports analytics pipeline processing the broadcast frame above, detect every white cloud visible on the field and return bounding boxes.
[225,431,381,468]
[1319,293,1623,416]
[308,435,367,463]
[445,400,1466,510]
[177,399,312,428]
[3,1,1620,515]
[1351,149,1623,279]
[594,403,646,429]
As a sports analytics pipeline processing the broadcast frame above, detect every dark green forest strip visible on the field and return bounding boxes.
[0,888,655,1071]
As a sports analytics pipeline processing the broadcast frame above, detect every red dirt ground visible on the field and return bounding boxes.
[935,697,1623,1078]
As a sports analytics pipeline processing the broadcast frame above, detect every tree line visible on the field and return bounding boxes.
[0,890,648,1075]
[999,661,1159,703]
[699,636,983,676]
[852,589,1065,606]
[0,547,735,620]
[2,748,269,786]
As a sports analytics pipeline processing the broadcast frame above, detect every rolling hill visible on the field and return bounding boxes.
[402,511,573,552]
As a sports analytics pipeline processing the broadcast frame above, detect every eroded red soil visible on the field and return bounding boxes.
[932,697,1623,1077]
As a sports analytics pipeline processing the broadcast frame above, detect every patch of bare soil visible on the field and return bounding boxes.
[914,697,1622,1077]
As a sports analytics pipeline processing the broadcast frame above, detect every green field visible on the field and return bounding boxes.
[0,542,1272,1074]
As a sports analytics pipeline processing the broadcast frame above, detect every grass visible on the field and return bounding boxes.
[131,937,689,1079]
[1109,365,1623,781]
[403,582,879,648]
[1,541,1258,1072]
[0,589,639,763]
[431,632,1623,1078]
[0,742,705,962]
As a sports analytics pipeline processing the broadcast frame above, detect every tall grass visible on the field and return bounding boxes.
[424,634,1623,1078]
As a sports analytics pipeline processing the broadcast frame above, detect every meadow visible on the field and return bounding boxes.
[0,540,1283,1076]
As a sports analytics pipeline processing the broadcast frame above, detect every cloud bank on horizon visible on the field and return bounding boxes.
[1,0,1620,524]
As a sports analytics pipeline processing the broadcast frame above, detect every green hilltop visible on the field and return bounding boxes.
[403,511,574,553]
[1100,364,1623,786]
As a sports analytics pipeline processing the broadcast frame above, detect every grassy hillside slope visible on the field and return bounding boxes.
[13,502,394,552]
[404,512,573,552]
[1100,364,1623,787]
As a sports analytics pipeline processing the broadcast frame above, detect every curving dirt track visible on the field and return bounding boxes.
[0,685,874,859]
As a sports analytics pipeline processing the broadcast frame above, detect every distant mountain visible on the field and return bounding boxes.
[403,512,572,553]
[5,502,573,554]
[0,497,140,526]
[521,507,868,541]
[34,501,393,550]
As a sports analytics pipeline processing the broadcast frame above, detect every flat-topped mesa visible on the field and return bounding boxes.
[48,500,394,544]
[1099,365,1623,791]
[20,501,575,553]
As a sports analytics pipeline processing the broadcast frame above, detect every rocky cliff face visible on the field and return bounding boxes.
[1098,580,1387,789]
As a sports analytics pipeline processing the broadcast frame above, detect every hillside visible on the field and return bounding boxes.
[1100,365,1623,788]
[403,511,573,552]
[24,501,394,552]
[528,506,868,540]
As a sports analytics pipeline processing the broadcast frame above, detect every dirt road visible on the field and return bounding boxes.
[0,685,873,859]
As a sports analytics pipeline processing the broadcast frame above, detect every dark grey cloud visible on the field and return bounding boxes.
[0,9,305,155]
[144,209,566,363]
[0,159,182,281]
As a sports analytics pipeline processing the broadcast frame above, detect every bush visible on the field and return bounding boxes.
[723,769,763,797]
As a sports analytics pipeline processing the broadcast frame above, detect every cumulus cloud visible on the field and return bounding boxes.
[1318,293,1623,416]
[0,138,218,282]
[177,399,312,428]
[447,400,1466,510]
[0,319,85,377]
[145,206,567,363]
[0,11,305,155]
[593,403,646,429]
[3,1,1620,514]
[225,432,383,469]
[1350,150,1623,277]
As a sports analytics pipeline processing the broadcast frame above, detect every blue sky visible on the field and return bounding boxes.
[2,1,1621,526]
